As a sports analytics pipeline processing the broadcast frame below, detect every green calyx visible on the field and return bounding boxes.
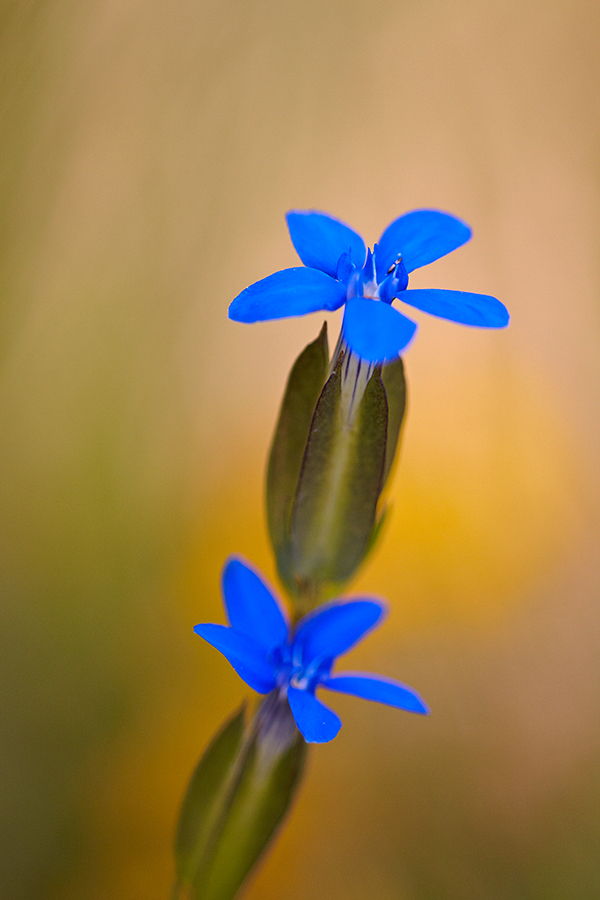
[267,323,407,613]
[174,696,307,900]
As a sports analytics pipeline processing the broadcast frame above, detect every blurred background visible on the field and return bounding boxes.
[1,0,599,897]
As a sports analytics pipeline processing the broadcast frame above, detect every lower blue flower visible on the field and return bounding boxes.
[195,557,429,743]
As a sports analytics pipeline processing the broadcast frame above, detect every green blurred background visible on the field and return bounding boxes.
[1,0,599,897]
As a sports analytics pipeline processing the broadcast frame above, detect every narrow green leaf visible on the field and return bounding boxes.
[175,704,246,886]
[381,355,407,488]
[266,322,329,575]
[174,695,307,900]
[290,363,388,594]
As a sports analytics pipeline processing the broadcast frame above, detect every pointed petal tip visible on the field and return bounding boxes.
[192,623,278,694]
[229,268,346,323]
[400,289,509,329]
[287,687,342,743]
[222,553,247,571]
[293,598,387,664]
[228,299,242,322]
[493,303,510,329]
[221,556,289,651]
[325,672,430,715]
[376,209,472,279]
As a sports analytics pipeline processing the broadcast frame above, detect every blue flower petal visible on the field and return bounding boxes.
[287,686,342,743]
[324,672,430,714]
[229,267,347,322]
[400,289,510,328]
[194,623,277,693]
[362,247,374,282]
[376,210,472,280]
[335,251,354,283]
[293,599,385,664]
[343,297,417,362]
[222,557,289,654]
[286,210,366,278]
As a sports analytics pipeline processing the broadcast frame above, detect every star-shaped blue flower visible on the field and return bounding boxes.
[229,209,509,362]
[195,557,429,743]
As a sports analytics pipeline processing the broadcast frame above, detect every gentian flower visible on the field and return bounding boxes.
[229,209,509,362]
[195,557,429,743]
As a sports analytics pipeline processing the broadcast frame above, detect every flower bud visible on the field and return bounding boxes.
[174,696,306,900]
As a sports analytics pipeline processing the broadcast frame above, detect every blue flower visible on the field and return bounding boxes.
[229,209,509,362]
[195,557,429,743]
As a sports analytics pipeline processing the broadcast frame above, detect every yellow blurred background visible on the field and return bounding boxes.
[1,0,599,897]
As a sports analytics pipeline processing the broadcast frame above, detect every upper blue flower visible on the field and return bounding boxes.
[229,209,509,362]
[195,557,429,743]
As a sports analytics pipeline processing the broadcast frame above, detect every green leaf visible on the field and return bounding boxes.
[266,322,329,581]
[289,361,388,596]
[381,355,407,488]
[174,695,307,900]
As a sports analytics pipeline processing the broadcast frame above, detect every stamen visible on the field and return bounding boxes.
[387,254,402,276]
